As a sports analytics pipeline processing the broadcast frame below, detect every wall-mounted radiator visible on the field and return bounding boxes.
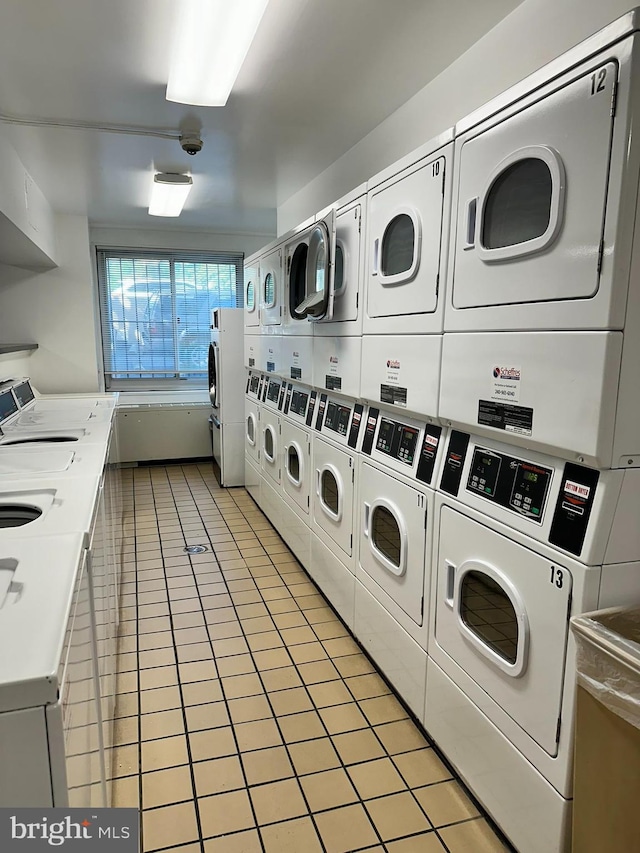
[117,397,211,463]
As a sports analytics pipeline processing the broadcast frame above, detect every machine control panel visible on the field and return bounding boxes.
[306,391,317,427]
[266,379,282,404]
[324,401,351,437]
[0,389,18,424]
[466,447,552,522]
[289,389,309,418]
[375,417,420,466]
[12,380,34,407]
[247,372,262,397]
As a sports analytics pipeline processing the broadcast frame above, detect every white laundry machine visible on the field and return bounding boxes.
[279,336,314,386]
[312,334,362,400]
[261,335,282,377]
[310,392,366,628]
[259,373,287,532]
[244,250,261,335]
[244,330,261,372]
[0,533,105,807]
[0,379,115,428]
[440,11,640,469]
[283,212,334,333]
[360,333,442,421]
[354,407,445,717]
[0,475,114,800]
[446,9,640,334]
[425,428,640,853]
[260,243,284,333]
[363,130,453,336]
[313,184,367,338]
[209,308,244,487]
[277,380,317,569]
[244,370,264,507]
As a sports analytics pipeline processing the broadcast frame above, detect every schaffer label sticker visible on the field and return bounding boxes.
[490,364,521,403]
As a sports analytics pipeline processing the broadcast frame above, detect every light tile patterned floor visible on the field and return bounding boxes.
[112,462,511,853]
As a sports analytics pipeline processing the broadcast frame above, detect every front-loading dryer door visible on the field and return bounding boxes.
[452,63,616,312]
[245,399,260,465]
[367,149,447,320]
[261,410,281,487]
[282,419,310,516]
[359,460,427,626]
[320,201,362,326]
[312,437,354,558]
[244,258,260,331]
[261,247,282,328]
[288,209,336,323]
[434,505,572,756]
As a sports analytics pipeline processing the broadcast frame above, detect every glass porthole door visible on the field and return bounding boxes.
[434,506,573,756]
[364,499,407,577]
[452,560,529,677]
[287,210,336,323]
[367,153,446,323]
[246,413,256,447]
[452,63,617,311]
[260,248,282,327]
[285,442,303,488]
[317,464,342,521]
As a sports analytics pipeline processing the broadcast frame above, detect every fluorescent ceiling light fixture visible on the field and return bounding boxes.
[149,173,193,217]
[166,0,269,106]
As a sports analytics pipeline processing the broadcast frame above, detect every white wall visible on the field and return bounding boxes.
[278,0,634,232]
[0,350,36,385]
[0,214,100,393]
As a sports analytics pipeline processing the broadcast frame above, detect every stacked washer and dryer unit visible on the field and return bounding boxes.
[427,12,640,853]
[242,11,640,852]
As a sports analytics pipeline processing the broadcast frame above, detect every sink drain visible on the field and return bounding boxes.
[184,545,208,554]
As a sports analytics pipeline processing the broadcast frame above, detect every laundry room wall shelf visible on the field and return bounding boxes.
[0,343,38,354]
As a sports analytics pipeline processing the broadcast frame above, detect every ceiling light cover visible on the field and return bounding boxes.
[149,173,193,217]
[166,0,269,106]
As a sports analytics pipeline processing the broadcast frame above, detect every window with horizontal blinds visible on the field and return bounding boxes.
[96,248,243,389]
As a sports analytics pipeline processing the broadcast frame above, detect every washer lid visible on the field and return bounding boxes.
[0,533,86,712]
[0,450,75,475]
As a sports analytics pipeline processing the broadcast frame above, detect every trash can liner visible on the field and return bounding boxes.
[571,607,640,731]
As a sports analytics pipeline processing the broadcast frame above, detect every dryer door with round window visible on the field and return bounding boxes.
[287,209,336,324]
[359,461,427,626]
[244,258,260,331]
[245,400,260,465]
[433,505,572,757]
[261,411,281,487]
[261,247,282,328]
[312,438,355,559]
[367,147,448,331]
[316,200,363,330]
[451,63,616,316]
[282,419,311,516]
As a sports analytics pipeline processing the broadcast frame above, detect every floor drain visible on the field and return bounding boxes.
[184,545,208,554]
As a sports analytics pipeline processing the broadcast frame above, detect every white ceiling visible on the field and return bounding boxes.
[0,0,522,235]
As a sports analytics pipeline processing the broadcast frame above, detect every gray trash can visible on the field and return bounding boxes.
[570,607,640,853]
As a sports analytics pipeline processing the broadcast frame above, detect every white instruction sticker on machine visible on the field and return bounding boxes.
[491,365,521,403]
